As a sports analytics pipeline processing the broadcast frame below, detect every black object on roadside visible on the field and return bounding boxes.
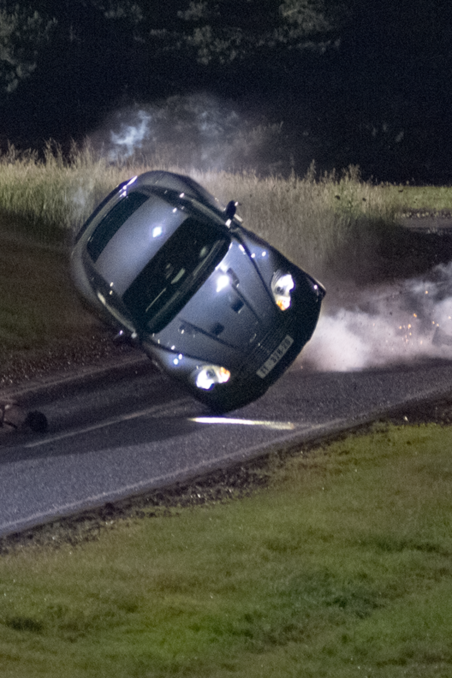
[0,402,48,433]
[24,410,48,433]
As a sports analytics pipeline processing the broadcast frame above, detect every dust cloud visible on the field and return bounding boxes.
[302,262,452,371]
[87,93,295,175]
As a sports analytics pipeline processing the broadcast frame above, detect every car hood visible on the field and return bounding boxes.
[148,239,277,366]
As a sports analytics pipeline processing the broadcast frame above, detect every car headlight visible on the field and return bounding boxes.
[271,271,295,311]
[193,365,231,390]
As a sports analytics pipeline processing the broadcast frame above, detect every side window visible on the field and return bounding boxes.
[74,182,127,244]
[87,192,149,262]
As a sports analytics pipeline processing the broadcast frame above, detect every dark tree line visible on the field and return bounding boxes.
[1,0,450,182]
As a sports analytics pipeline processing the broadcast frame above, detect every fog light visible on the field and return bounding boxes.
[271,272,295,311]
[194,365,231,390]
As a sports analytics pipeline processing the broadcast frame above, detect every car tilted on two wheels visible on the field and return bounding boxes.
[71,171,325,411]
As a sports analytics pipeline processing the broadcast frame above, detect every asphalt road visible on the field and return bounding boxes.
[1,353,452,538]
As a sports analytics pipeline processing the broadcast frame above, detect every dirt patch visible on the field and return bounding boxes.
[0,328,137,391]
[382,395,452,426]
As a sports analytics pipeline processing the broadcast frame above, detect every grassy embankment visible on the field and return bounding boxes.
[1,424,452,676]
[1,144,452,369]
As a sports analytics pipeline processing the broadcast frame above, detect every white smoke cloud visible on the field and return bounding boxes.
[302,261,452,371]
[109,110,152,159]
[87,93,294,174]
[70,182,94,225]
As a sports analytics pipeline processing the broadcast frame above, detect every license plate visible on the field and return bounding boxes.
[256,335,294,378]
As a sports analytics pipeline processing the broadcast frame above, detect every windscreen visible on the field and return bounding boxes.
[123,217,230,334]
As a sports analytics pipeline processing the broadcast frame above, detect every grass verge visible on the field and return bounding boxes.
[1,423,452,676]
[0,231,88,355]
[0,214,127,384]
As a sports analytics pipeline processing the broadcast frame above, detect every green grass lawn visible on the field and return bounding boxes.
[1,424,452,677]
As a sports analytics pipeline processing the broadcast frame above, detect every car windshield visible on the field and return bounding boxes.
[122,217,230,334]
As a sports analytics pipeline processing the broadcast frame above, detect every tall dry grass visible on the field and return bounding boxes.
[0,142,139,240]
[200,165,397,281]
[0,144,401,281]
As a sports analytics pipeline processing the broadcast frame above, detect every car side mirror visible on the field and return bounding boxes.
[225,200,237,220]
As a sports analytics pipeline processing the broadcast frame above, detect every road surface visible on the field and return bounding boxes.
[0,354,451,537]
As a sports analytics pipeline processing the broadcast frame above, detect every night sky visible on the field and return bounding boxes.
[1,0,451,183]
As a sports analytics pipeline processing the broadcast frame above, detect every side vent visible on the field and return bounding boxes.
[231,298,244,314]
[211,323,225,336]
[179,322,197,337]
